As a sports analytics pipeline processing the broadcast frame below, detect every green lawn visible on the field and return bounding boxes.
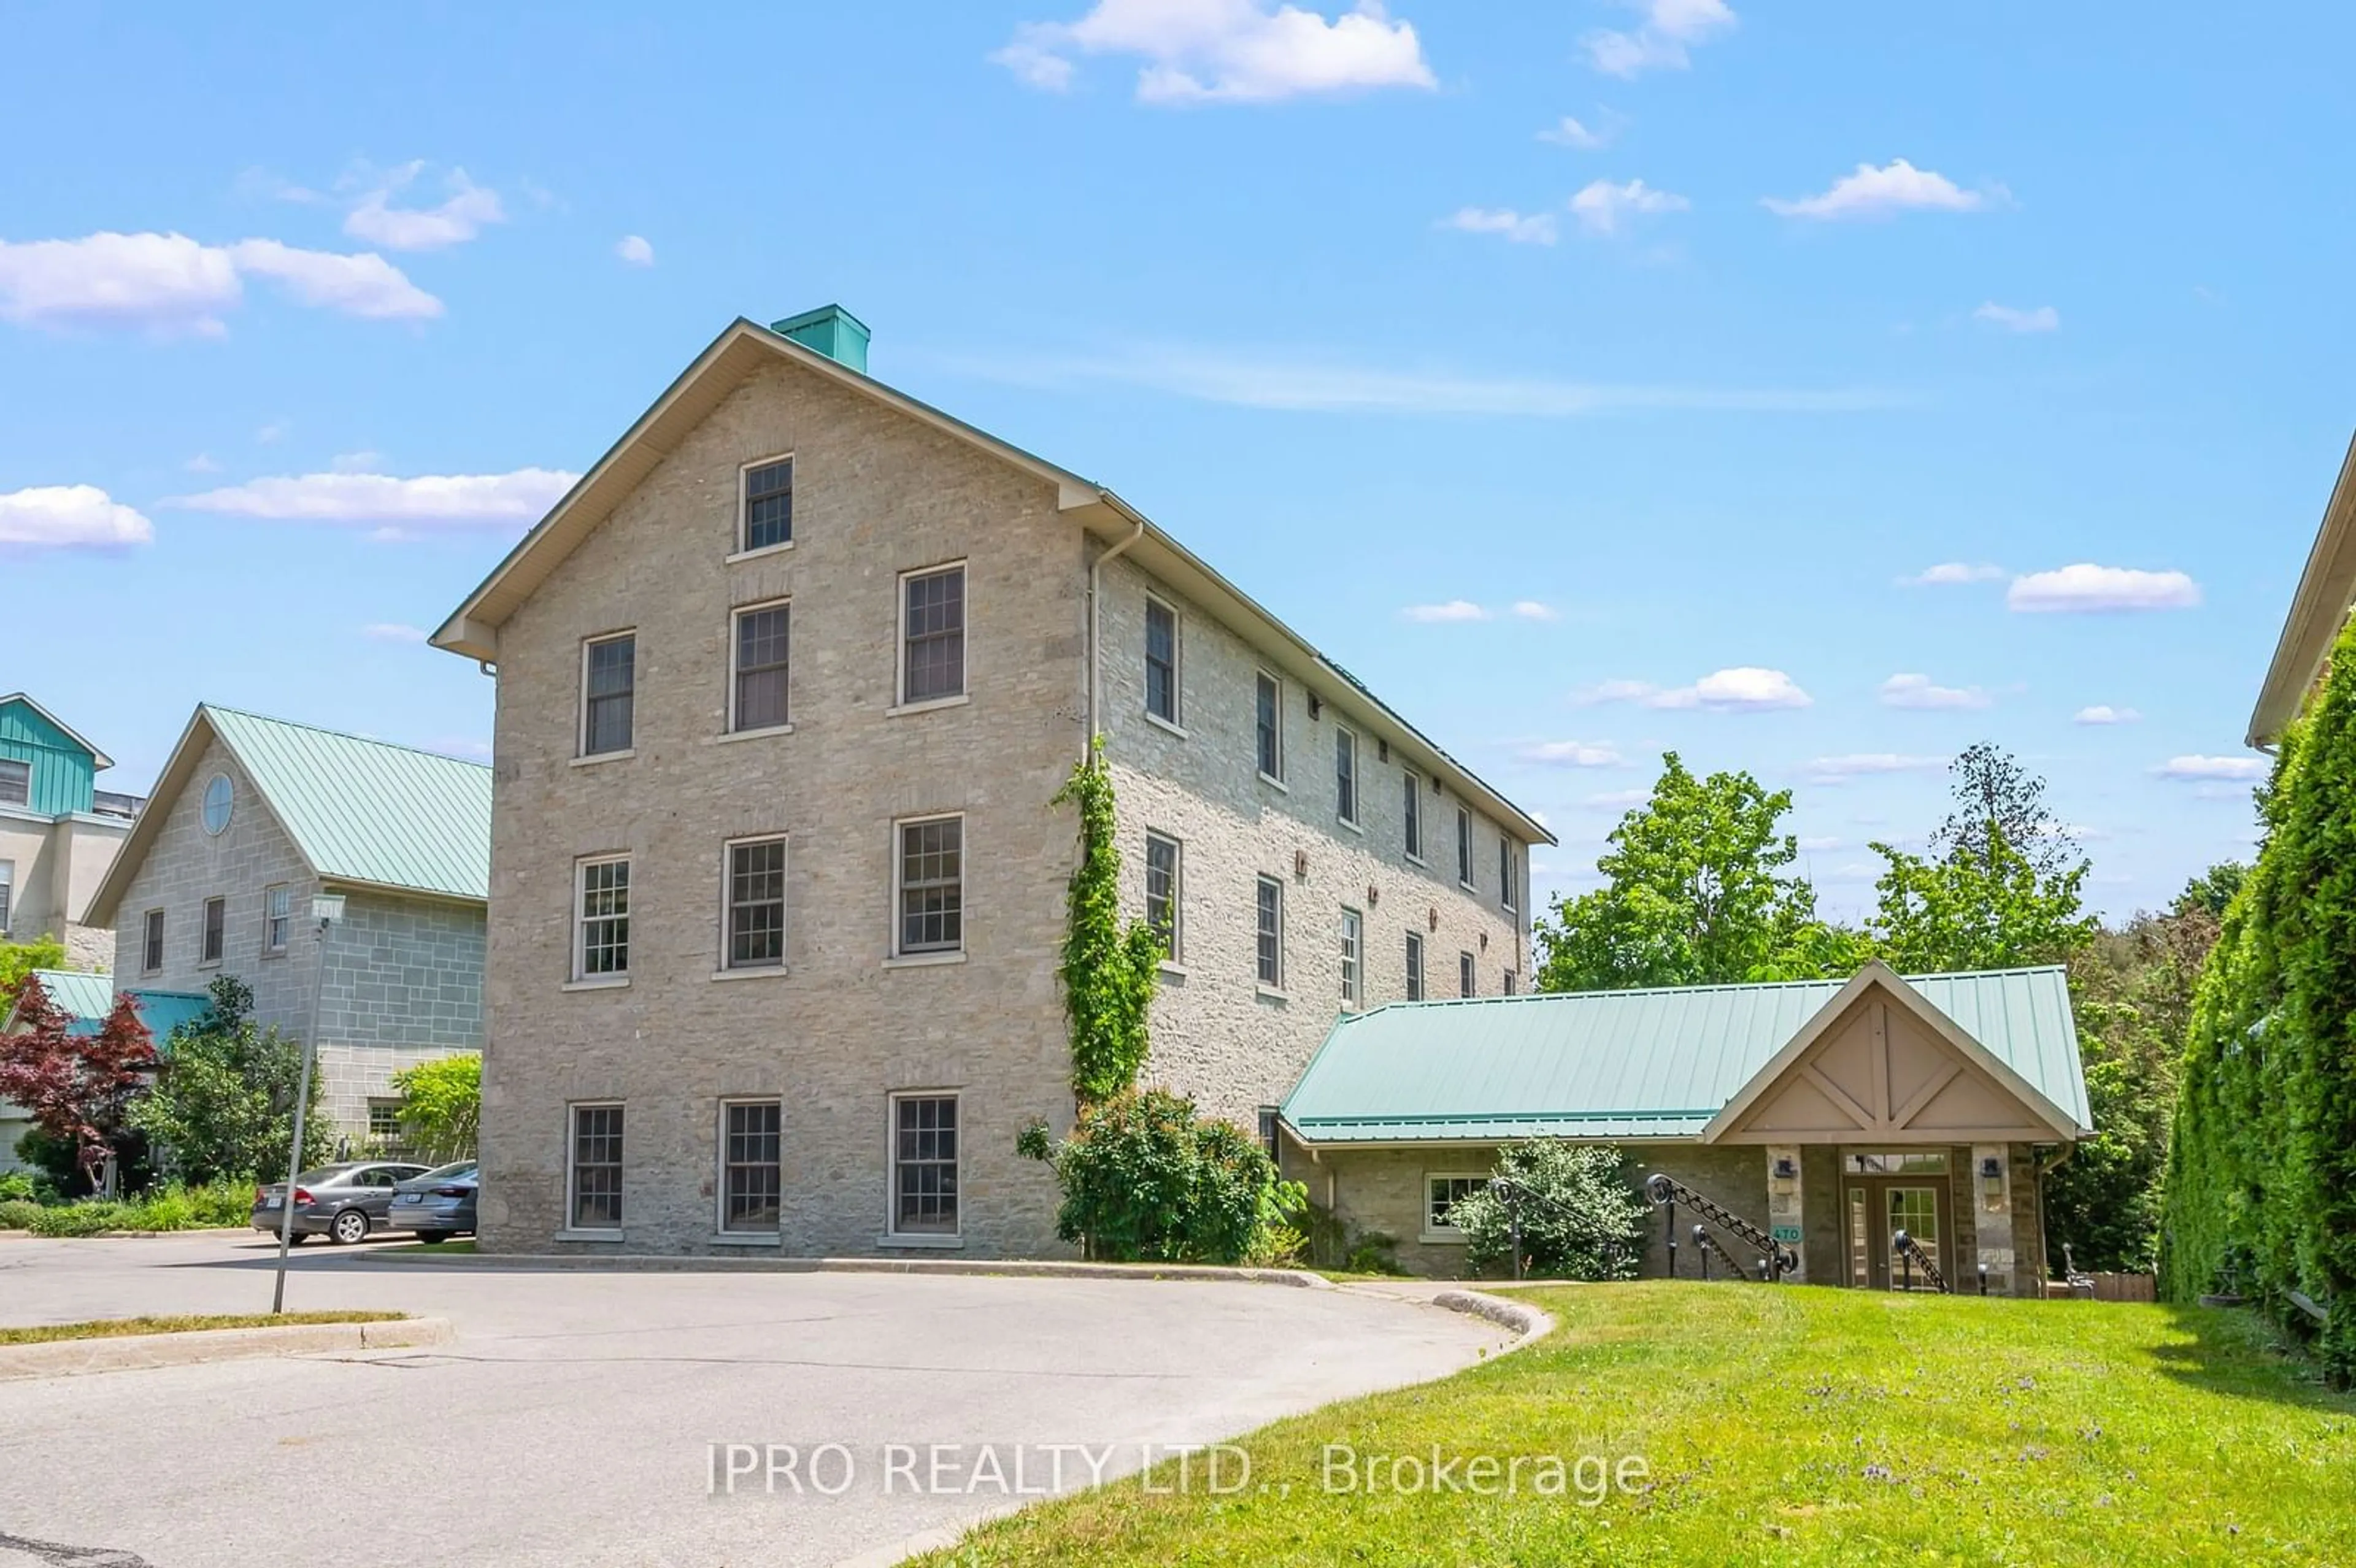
[914,1283,2356,1567]
[0,1311,404,1345]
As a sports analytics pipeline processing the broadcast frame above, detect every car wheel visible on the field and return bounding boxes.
[415,1231,447,1245]
[331,1209,370,1245]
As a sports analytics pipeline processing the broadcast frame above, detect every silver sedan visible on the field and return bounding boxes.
[251,1161,431,1244]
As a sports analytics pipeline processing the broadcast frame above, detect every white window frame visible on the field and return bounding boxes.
[1142,592,1184,732]
[1405,929,1425,1002]
[715,1097,784,1239]
[1460,950,1476,998]
[891,813,967,961]
[726,597,792,737]
[263,883,291,955]
[1144,831,1183,964]
[141,908,164,973]
[893,561,969,713]
[578,629,637,759]
[0,859,12,935]
[718,834,789,974]
[885,1088,963,1243]
[1253,670,1286,786]
[564,1101,625,1237]
[733,452,795,559]
[199,894,226,967]
[1334,723,1361,829]
[0,758,28,809]
[1402,768,1425,863]
[1339,906,1363,1007]
[1255,874,1285,993]
[1456,806,1475,890]
[1499,835,1517,913]
[1423,1171,1488,1242]
[571,854,632,985]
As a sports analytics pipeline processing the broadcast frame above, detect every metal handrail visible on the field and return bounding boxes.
[1645,1172,1796,1280]
[1892,1227,1948,1293]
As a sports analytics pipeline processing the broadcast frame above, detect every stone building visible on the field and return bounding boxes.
[1277,961,2090,1294]
[430,306,1551,1256]
[0,693,142,970]
[84,705,489,1143]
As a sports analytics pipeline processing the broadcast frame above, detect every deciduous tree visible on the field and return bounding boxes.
[0,975,155,1191]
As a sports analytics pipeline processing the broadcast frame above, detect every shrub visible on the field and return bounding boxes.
[30,1202,130,1237]
[1019,1088,1305,1265]
[128,976,329,1185]
[390,1053,480,1162]
[0,1170,42,1204]
[0,1199,42,1229]
[1299,1201,1407,1275]
[1446,1141,1650,1280]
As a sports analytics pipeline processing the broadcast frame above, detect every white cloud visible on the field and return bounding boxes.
[342,163,505,251]
[2155,755,2267,782]
[0,231,445,334]
[994,1,1436,104]
[331,450,385,473]
[615,234,656,267]
[1401,599,1489,623]
[1582,787,1650,808]
[1441,207,1558,246]
[2008,563,2201,613]
[225,239,442,320]
[1796,835,1843,851]
[168,467,578,530]
[1898,561,2004,586]
[1511,600,1559,621]
[0,484,155,551]
[1807,753,1944,781]
[1652,666,1812,712]
[1522,740,1625,767]
[1879,672,1991,710]
[1763,159,2001,221]
[256,419,289,444]
[183,453,220,474]
[2074,705,2141,725]
[1538,113,1617,150]
[1568,177,1688,237]
[361,622,428,643]
[1571,678,1658,706]
[1584,0,1736,77]
[1974,301,2060,334]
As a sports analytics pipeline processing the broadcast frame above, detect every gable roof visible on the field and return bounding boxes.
[2250,426,2356,747]
[428,316,1552,848]
[87,705,491,926]
[1279,964,2088,1145]
[0,693,111,771]
[2,971,211,1040]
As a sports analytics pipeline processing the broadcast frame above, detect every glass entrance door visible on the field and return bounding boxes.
[1846,1177,1949,1289]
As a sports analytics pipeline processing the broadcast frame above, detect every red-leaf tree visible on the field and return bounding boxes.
[0,975,157,1191]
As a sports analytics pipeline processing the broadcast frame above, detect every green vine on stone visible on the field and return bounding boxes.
[1053,737,1163,1104]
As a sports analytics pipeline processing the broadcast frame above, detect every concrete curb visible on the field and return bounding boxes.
[1430,1288,1556,1357]
[367,1250,1332,1288]
[0,1316,453,1380]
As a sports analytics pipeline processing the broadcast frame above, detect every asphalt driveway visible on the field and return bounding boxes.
[0,1233,1504,1567]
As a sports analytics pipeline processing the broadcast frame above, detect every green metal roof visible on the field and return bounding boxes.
[6,971,212,1042]
[1280,966,2088,1144]
[205,706,491,902]
[18,969,114,1024]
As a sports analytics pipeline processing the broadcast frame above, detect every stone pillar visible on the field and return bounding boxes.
[1765,1145,1805,1283]
[1972,1142,2017,1296]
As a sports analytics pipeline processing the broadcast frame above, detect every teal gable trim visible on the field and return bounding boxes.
[0,696,99,817]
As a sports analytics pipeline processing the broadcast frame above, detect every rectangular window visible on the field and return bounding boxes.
[722,1100,783,1233]
[1499,836,1517,912]
[1403,770,1424,859]
[1405,930,1425,1001]
[1425,1174,1485,1239]
[1504,969,1517,996]
[731,602,790,732]
[201,896,225,964]
[0,758,27,807]
[741,456,793,553]
[1144,596,1180,726]
[1456,807,1474,888]
[569,1104,623,1230]
[367,1101,402,1145]
[1144,832,1181,960]
[576,858,631,978]
[1339,907,1362,1006]
[582,633,636,756]
[264,885,291,953]
[142,909,163,972]
[1255,875,1284,988]
[1334,726,1358,826]
[725,838,787,969]
[897,817,964,955]
[1255,672,1284,782]
[891,1093,959,1236]
[901,564,966,705]
[0,861,11,932]
[1459,950,1475,998]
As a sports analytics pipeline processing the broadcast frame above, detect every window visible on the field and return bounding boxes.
[142,909,164,972]
[1254,672,1284,781]
[1144,596,1180,726]
[900,564,966,705]
[0,759,27,808]
[721,1100,782,1233]
[201,896,225,964]
[891,1093,958,1236]
[582,634,636,755]
[725,838,787,969]
[367,1101,402,1145]
[576,858,631,978]
[1334,726,1358,826]
[1499,836,1517,912]
[897,817,964,955]
[1459,950,1475,998]
[569,1104,624,1231]
[731,602,790,732]
[1405,930,1425,1001]
[1339,907,1362,1005]
[264,885,291,953]
[1503,969,1517,996]
[0,861,10,932]
[1403,770,1423,860]
[1455,807,1474,889]
[741,456,793,553]
[202,774,233,835]
[1255,875,1284,989]
[1425,1174,1486,1239]
[1257,1107,1281,1164]
[1144,832,1181,960]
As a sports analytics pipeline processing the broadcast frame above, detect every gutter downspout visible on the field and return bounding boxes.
[1085,509,1147,758]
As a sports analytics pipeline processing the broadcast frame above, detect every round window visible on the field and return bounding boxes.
[201,773,234,836]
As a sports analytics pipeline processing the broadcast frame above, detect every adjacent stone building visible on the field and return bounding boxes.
[0,693,142,970]
[431,306,1550,1256]
[83,705,490,1143]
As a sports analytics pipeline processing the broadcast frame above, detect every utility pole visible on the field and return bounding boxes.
[272,893,344,1314]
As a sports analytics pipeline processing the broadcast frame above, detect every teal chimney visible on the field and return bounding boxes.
[770,304,871,375]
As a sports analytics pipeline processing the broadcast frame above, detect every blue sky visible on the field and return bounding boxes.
[4,1,2347,923]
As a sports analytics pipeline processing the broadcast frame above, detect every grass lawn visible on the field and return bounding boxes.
[0,1311,404,1345]
[914,1282,2356,1567]
[380,1239,478,1256]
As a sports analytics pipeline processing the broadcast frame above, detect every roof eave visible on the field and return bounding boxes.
[2249,426,2356,747]
[0,691,114,771]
